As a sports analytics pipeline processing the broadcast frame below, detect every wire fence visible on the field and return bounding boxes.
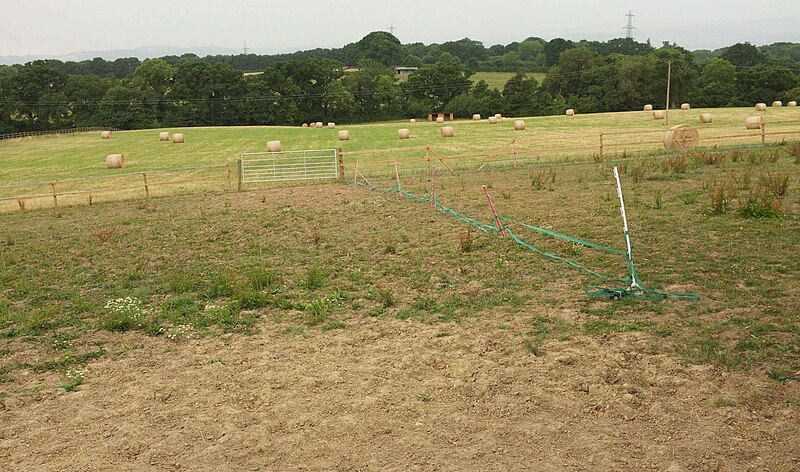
[0,163,234,214]
[0,127,117,141]
[3,119,799,215]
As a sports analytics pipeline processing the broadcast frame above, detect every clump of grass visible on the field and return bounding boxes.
[531,170,556,191]
[710,181,736,215]
[377,288,396,308]
[101,296,149,332]
[662,155,687,173]
[247,268,277,291]
[304,298,331,326]
[459,227,474,253]
[737,173,789,219]
[59,367,85,392]
[788,141,800,163]
[309,226,320,247]
[301,267,327,290]
[703,152,727,166]
[383,228,396,255]
[631,166,646,183]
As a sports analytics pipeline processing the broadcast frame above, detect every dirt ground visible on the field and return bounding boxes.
[2,311,798,471]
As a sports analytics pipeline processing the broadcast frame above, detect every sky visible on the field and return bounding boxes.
[1,0,799,59]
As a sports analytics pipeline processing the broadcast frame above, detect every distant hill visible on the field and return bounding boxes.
[0,45,242,66]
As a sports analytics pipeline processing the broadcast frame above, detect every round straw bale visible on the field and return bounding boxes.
[472,114,481,121]
[772,101,783,107]
[398,129,410,139]
[327,122,336,129]
[101,131,111,139]
[644,104,654,111]
[410,119,416,123]
[172,133,185,143]
[514,120,525,131]
[267,140,281,152]
[106,154,125,169]
[566,109,575,116]
[653,111,665,120]
[699,113,713,124]
[755,103,767,111]
[494,113,502,119]
[316,121,323,128]
[746,116,764,130]
[440,126,454,138]
[159,131,170,141]
[302,123,308,128]
[436,116,444,124]
[338,130,350,141]
[663,124,699,149]
[488,116,498,124]
[788,101,797,107]
[681,103,691,110]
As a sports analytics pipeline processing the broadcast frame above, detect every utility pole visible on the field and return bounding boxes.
[243,40,249,55]
[387,24,398,36]
[665,60,672,126]
[623,11,636,39]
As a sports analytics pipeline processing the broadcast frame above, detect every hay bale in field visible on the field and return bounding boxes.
[566,109,575,116]
[172,133,185,143]
[681,103,691,110]
[488,116,498,124]
[338,130,350,141]
[663,124,699,149]
[440,126,454,137]
[514,120,525,131]
[159,131,170,141]
[788,101,797,107]
[699,113,713,124]
[316,121,324,128]
[472,114,481,121]
[302,123,308,128]
[772,101,783,107]
[398,129,410,139]
[101,131,111,139]
[106,154,125,169]
[328,122,336,129]
[436,116,444,124]
[755,103,767,111]
[267,140,282,152]
[494,113,502,120]
[644,104,654,111]
[653,111,665,120]
[410,119,416,123]
[746,116,764,130]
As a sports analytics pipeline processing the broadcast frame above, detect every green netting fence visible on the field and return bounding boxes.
[350,173,699,302]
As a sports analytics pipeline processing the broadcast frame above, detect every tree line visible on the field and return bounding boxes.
[0,32,798,133]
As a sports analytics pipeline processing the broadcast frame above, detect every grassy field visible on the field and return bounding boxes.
[1,106,798,181]
[0,110,799,467]
[470,71,547,90]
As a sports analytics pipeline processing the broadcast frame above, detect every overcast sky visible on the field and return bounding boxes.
[1,0,798,58]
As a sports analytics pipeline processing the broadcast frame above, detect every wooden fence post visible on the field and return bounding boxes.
[512,142,517,168]
[51,182,59,216]
[761,122,766,145]
[337,148,344,183]
[142,173,150,199]
[226,163,232,192]
[237,158,243,192]
[599,133,604,160]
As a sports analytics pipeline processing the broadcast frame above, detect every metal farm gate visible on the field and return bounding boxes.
[238,149,340,189]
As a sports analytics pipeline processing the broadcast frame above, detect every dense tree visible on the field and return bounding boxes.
[689,58,737,108]
[344,32,406,67]
[721,42,765,68]
[2,63,69,130]
[735,61,798,104]
[401,54,473,111]
[544,38,575,67]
